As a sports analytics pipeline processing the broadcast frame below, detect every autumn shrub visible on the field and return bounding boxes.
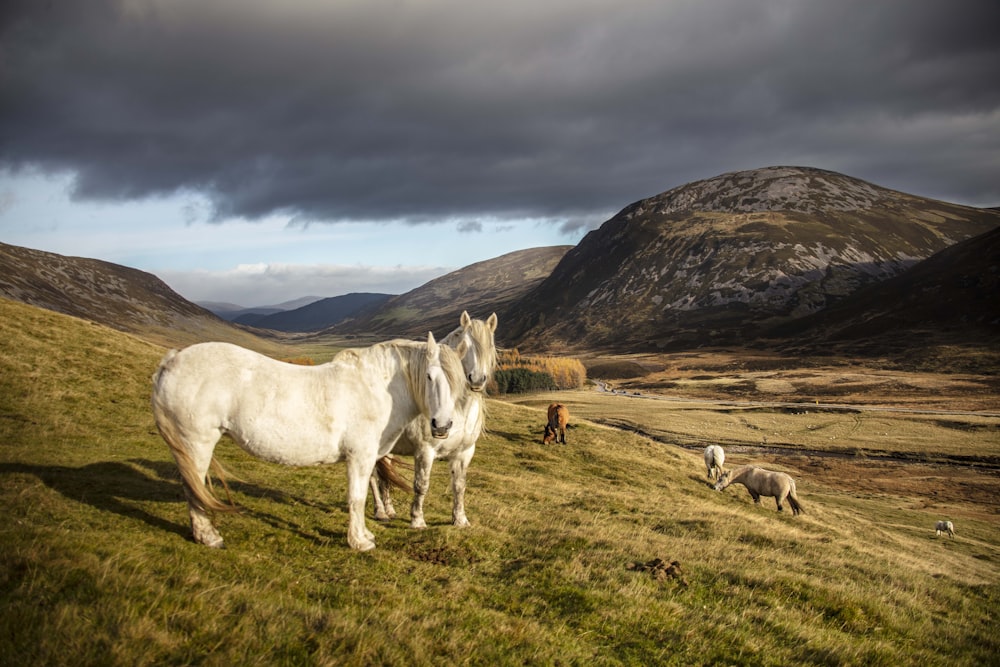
[492,349,586,393]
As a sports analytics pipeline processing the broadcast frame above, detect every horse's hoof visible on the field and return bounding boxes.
[194,535,225,549]
[350,538,377,551]
[411,519,427,529]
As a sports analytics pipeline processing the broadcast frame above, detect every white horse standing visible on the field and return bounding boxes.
[371,311,497,528]
[152,333,466,551]
[936,520,955,538]
[704,445,725,481]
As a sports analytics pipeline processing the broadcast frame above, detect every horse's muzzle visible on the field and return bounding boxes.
[431,418,452,439]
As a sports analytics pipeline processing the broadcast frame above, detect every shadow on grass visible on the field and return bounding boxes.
[0,458,353,545]
[1,458,189,539]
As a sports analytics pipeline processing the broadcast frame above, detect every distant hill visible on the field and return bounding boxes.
[0,242,274,350]
[502,166,1000,352]
[333,247,572,338]
[200,296,324,322]
[239,293,393,331]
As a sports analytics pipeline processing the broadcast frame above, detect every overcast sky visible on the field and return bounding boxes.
[2,0,998,306]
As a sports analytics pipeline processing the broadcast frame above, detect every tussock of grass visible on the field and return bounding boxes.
[2,297,999,665]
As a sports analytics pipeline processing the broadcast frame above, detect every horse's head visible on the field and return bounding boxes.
[542,424,556,445]
[423,331,458,439]
[450,311,498,393]
[713,470,732,491]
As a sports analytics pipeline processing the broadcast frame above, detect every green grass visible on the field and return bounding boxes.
[2,297,998,665]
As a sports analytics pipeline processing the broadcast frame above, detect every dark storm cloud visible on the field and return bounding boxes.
[2,0,998,226]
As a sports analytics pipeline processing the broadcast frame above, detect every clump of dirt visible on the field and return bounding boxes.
[626,558,688,586]
[406,543,474,566]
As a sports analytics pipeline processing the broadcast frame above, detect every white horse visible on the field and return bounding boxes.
[152,333,466,551]
[370,311,497,528]
[936,520,955,538]
[704,445,725,481]
[714,465,804,515]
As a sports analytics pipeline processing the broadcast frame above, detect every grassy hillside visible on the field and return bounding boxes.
[1,297,998,665]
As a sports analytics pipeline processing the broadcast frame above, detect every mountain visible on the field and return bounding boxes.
[239,292,393,331]
[0,242,272,350]
[333,247,572,338]
[766,225,1000,356]
[200,296,323,322]
[503,167,1000,352]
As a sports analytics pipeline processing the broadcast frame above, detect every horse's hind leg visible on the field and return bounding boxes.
[369,475,390,521]
[776,489,792,512]
[410,446,434,529]
[162,423,226,548]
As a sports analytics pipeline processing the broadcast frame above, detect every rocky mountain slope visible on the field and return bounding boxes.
[0,242,267,349]
[767,225,1000,357]
[333,246,572,338]
[503,167,1000,351]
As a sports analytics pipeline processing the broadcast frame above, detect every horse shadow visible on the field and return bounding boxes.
[1,459,189,540]
[0,459,350,545]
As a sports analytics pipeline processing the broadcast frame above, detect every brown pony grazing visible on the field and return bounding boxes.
[542,403,569,444]
[714,465,803,515]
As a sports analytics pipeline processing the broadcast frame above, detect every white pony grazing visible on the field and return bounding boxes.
[371,311,497,528]
[936,520,955,538]
[151,333,466,552]
[704,445,725,481]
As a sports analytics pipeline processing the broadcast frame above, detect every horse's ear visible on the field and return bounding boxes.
[426,331,439,359]
[461,311,472,328]
[486,312,498,332]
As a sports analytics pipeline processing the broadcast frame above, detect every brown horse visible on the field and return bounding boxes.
[542,403,569,444]
[714,465,803,515]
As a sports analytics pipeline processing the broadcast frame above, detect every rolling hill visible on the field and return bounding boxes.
[237,292,393,331]
[4,166,998,362]
[332,246,572,338]
[0,242,275,350]
[502,166,1000,352]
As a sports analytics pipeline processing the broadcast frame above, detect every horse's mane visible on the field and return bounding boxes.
[442,317,499,377]
[376,338,468,412]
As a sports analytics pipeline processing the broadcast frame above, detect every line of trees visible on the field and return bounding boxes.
[491,349,587,394]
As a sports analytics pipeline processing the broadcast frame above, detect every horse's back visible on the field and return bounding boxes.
[547,403,568,426]
[152,342,359,464]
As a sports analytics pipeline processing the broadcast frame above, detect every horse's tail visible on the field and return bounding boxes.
[157,416,238,515]
[152,357,238,516]
[787,491,804,515]
[375,455,411,492]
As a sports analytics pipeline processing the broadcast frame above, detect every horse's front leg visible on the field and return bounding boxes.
[347,456,377,551]
[749,491,761,504]
[410,446,434,529]
[450,446,475,527]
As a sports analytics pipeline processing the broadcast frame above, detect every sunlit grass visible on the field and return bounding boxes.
[2,297,998,665]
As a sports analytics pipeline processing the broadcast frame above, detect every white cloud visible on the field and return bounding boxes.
[158,262,452,307]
